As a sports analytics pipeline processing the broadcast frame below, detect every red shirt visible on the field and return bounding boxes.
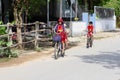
[57,25,64,33]
[87,25,94,36]
[56,25,67,42]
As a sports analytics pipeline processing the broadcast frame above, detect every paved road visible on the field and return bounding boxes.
[0,36,120,80]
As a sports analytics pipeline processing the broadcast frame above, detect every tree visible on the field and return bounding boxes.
[78,0,110,12]
[12,0,47,49]
[13,0,27,49]
[103,0,120,17]
[27,0,47,22]
[103,0,120,27]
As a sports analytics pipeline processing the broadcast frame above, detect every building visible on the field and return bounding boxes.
[49,0,82,21]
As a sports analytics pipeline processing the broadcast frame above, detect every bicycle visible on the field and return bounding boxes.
[54,41,63,59]
[53,34,65,59]
[86,34,93,48]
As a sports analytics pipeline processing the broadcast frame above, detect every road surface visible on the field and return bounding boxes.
[0,36,120,80]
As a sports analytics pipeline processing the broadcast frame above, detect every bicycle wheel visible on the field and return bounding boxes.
[60,43,65,57]
[61,50,65,57]
[86,37,90,48]
[54,42,59,59]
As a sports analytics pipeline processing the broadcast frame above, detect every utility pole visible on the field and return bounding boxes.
[60,0,62,18]
[70,0,72,22]
[47,0,50,27]
[75,0,78,18]
[70,0,72,37]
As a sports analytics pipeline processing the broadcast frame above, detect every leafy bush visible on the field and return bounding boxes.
[0,21,18,58]
[35,47,42,52]
[0,21,6,35]
[0,38,19,58]
[117,22,120,28]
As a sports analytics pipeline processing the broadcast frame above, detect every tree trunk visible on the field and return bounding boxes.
[14,6,23,49]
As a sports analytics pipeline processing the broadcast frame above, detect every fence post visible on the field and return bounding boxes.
[16,23,23,49]
[35,21,39,48]
[7,23,13,45]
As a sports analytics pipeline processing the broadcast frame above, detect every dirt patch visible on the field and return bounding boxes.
[0,48,54,67]
[0,42,80,68]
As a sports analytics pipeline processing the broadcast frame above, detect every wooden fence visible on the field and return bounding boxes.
[0,21,53,51]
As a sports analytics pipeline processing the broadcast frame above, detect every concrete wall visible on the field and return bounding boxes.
[71,21,87,37]
[71,18,116,37]
[95,19,116,32]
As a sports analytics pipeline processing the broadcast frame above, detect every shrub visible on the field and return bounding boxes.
[117,21,120,28]
[0,39,19,58]
[35,47,42,52]
[0,21,6,35]
[0,21,18,58]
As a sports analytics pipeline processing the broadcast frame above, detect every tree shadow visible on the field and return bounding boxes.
[75,51,120,69]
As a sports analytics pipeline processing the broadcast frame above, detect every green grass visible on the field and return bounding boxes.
[0,58,11,63]
[94,37,105,40]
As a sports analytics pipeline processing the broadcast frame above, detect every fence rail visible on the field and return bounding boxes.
[0,21,53,50]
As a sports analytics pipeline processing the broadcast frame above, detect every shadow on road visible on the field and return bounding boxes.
[75,51,120,69]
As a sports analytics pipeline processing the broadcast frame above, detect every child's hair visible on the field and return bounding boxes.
[89,21,93,24]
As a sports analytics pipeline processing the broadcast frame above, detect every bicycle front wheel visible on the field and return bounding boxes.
[54,42,59,59]
[90,37,93,47]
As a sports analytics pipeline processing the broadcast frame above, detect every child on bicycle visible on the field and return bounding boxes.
[54,18,68,56]
[86,21,94,48]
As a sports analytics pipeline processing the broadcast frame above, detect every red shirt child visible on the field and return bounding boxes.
[54,18,67,43]
[87,22,94,37]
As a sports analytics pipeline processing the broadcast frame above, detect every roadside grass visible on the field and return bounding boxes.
[94,37,106,40]
[0,58,11,63]
[94,36,112,40]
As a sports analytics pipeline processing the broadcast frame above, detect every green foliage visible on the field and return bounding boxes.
[0,29,19,58]
[35,47,42,52]
[117,21,120,28]
[0,27,6,35]
[0,38,10,57]
[0,58,11,63]
[78,0,111,12]
[0,21,6,35]
[0,21,3,25]
[103,0,120,17]
[78,0,120,17]
[14,0,47,21]
[11,21,16,25]
[0,37,19,58]
[28,0,46,20]
[102,0,120,28]
[8,50,19,58]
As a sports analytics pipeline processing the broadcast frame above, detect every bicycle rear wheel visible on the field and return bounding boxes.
[61,50,65,57]
[60,43,65,57]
